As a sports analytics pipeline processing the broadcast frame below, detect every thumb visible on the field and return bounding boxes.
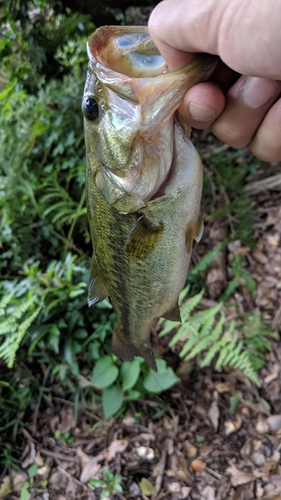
[148,0,281,79]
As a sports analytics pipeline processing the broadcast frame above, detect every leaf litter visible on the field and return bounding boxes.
[1,139,281,500]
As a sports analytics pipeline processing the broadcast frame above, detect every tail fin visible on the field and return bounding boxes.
[112,330,157,372]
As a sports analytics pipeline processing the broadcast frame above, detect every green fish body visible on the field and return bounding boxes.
[83,26,217,370]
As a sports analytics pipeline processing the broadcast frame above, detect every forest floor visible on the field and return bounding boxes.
[1,134,281,500]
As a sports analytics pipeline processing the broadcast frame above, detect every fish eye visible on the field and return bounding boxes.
[82,95,99,120]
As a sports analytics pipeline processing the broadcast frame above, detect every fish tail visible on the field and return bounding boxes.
[112,329,157,372]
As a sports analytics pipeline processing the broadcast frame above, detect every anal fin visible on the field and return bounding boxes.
[88,256,108,307]
[162,304,181,322]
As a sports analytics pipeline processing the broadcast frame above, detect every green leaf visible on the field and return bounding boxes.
[120,358,142,391]
[27,462,38,477]
[91,356,119,389]
[20,488,29,500]
[102,386,123,419]
[100,489,110,500]
[143,359,179,394]
[229,391,242,414]
[89,479,105,488]
[114,483,124,494]
[139,478,155,496]
[127,389,142,400]
[103,467,114,483]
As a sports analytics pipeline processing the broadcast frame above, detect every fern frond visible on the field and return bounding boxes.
[199,313,230,367]
[168,323,198,348]
[158,284,273,386]
[221,277,239,301]
[180,305,221,358]
[214,331,237,368]
[180,288,204,321]
[0,289,15,314]
[0,303,42,367]
[0,288,42,367]
[189,242,226,275]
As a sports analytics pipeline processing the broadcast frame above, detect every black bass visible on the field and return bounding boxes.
[82,26,217,371]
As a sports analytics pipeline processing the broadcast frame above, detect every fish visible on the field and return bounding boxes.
[82,26,218,371]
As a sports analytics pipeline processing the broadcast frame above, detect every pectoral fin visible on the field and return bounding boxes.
[88,256,109,306]
[162,304,181,322]
[125,215,163,259]
[112,328,157,372]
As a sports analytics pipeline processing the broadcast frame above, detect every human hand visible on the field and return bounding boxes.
[149,0,281,161]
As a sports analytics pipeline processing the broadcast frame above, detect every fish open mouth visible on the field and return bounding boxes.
[85,26,218,211]
[88,26,168,78]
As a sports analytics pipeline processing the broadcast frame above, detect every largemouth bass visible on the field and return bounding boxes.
[82,26,217,371]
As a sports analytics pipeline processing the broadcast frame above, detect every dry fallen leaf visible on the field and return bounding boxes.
[0,476,12,499]
[226,464,254,486]
[168,482,181,493]
[21,442,36,469]
[58,407,76,434]
[253,460,279,479]
[105,439,129,461]
[232,481,255,500]
[215,382,235,393]
[224,413,242,435]
[12,474,28,493]
[77,447,102,483]
[202,485,216,500]
[208,400,220,432]
[48,469,69,491]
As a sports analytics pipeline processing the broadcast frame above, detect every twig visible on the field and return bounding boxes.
[153,450,167,497]
[40,448,78,462]
[50,229,88,257]
[246,173,281,194]
[272,305,281,332]
[53,396,102,421]
[205,467,222,480]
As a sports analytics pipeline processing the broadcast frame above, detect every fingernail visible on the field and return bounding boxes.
[188,103,217,121]
[242,76,278,108]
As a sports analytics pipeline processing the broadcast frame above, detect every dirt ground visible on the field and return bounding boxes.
[1,136,281,500]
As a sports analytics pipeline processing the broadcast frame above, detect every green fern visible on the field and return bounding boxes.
[42,178,86,225]
[159,286,275,386]
[221,254,256,301]
[189,242,226,276]
[0,287,42,368]
[232,254,256,295]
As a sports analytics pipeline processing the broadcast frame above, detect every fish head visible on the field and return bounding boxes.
[83,26,217,212]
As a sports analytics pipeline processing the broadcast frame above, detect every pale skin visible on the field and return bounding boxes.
[148,0,281,162]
